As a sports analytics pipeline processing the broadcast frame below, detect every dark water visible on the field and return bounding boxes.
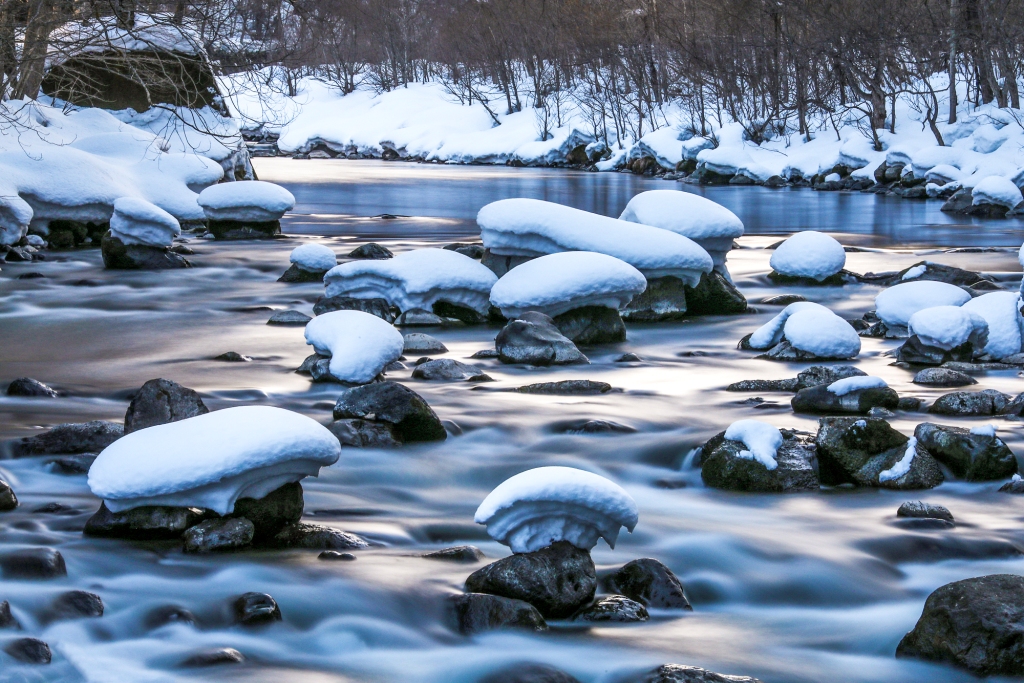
[1,160,1024,683]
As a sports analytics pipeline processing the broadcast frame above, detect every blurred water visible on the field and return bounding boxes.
[1,161,1023,683]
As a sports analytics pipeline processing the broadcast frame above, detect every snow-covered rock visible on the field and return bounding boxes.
[489,251,646,318]
[197,180,295,222]
[828,376,888,395]
[617,190,744,272]
[972,176,1024,210]
[477,198,713,284]
[879,437,918,483]
[304,310,405,384]
[290,243,337,273]
[748,301,861,359]
[770,231,846,282]
[87,406,340,514]
[324,248,498,319]
[962,292,1024,360]
[908,306,988,352]
[108,197,180,248]
[474,466,639,554]
[723,420,782,470]
[875,281,973,332]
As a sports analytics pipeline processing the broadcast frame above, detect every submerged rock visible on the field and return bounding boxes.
[0,548,67,579]
[6,377,59,397]
[0,480,15,511]
[449,593,547,634]
[571,595,648,623]
[701,429,818,493]
[45,591,104,622]
[603,558,691,610]
[424,546,485,562]
[479,663,582,683]
[642,664,764,683]
[913,367,976,387]
[267,309,313,326]
[516,380,612,396]
[791,384,899,415]
[495,312,588,366]
[552,306,626,344]
[183,518,255,553]
[412,359,492,382]
[213,351,252,362]
[726,378,800,392]
[180,648,245,667]
[913,423,1018,481]
[233,592,282,626]
[4,637,52,664]
[101,233,190,269]
[124,378,209,434]
[815,417,943,489]
[13,421,123,456]
[270,522,368,550]
[333,381,447,442]
[313,295,397,322]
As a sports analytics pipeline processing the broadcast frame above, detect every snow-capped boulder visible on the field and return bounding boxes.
[324,248,498,323]
[874,281,972,335]
[87,406,340,513]
[745,302,861,360]
[618,190,744,272]
[972,176,1023,211]
[108,197,180,248]
[815,417,943,489]
[962,292,1024,360]
[474,466,638,554]
[280,243,337,282]
[769,231,846,283]
[914,423,1018,482]
[0,191,33,247]
[700,421,818,493]
[897,305,989,365]
[303,310,404,384]
[198,181,295,238]
[791,376,899,415]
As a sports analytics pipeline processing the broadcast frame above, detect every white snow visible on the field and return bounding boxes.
[970,424,997,437]
[748,302,861,359]
[972,176,1024,209]
[1011,473,1022,483]
[769,231,846,282]
[87,406,340,514]
[49,14,202,67]
[197,180,295,222]
[824,173,841,183]
[304,310,405,384]
[290,243,337,273]
[477,198,713,284]
[488,251,646,318]
[474,466,639,554]
[617,190,744,272]
[874,281,972,331]
[901,265,927,280]
[908,305,988,350]
[324,248,498,316]
[723,420,782,471]
[108,197,179,248]
[961,292,1024,360]
[827,376,888,396]
[879,437,917,483]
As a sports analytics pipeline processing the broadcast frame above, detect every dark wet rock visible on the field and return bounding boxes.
[880,260,998,288]
[552,306,626,344]
[913,367,976,387]
[604,558,691,610]
[896,336,975,366]
[684,270,748,315]
[384,360,407,372]
[412,359,492,382]
[928,389,1009,416]
[898,397,924,412]
[815,417,943,489]
[768,269,847,286]
[318,551,357,560]
[755,339,822,361]
[124,378,209,434]
[514,379,613,396]
[395,308,446,326]
[313,295,397,322]
[13,420,123,456]
[897,501,954,523]
[101,233,190,269]
[85,503,210,540]
[726,378,800,392]
[424,545,485,562]
[913,423,1018,481]
[183,518,255,553]
[143,605,196,630]
[1000,392,1024,417]
[230,482,304,541]
[6,377,59,397]
[465,541,597,619]
[333,381,447,442]
[207,220,281,240]
[999,476,1024,493]
[622,275,688,321]
[701,430,818,493]
[296,353,332,381]
[795,365,867,390]
[278,263,326,283]
[403,333,447,354]
[4,637,51,664]
[233,592,282,626]
[180,648,245,667]
[0,548,67,579]
[868,407,896,418]
[348,243,393,259]
[760,294,807,305]
[862,535,1022,564]
[430,301,485,325]
[571,595,648,622]
[271,522,369,550]
[444,242,486,259]
[33,502,78,515]
[642,664,764,683]
[561,419,636,435]
[328,418,402,448]
[266,309,312,326]
[449,593,548,634]
[0,479,18,511]
[482,250,540,278]
[791,384,900,415]
[213,351,252,362]
[896,574,1024,676]
[471,349,500,359]
[0,600,19,629]
[496,312,588,366]
[615,353,642,362]
[45,591,103,622]
[479,663,582,683]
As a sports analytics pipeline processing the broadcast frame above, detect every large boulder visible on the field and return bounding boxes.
[101,233,190,270]
[333,381,447,442]
[124,379,209,434]
[913,423,1018,481]
[815,417,943,489]
[791,384,899,415]
[700,429,818,493]
[495,312,588,366]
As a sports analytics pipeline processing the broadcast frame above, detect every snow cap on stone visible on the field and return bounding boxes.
[971,176,1024,210]
[769,231,846,282]
[109,196,180,248]
[827,376,887,396]
[962,292,1024,360]
[874,281,972,330]
[88,406,340,514]
[748,301,861,359]
[474,466,639,554]
[618,190,744,240]
[304,310,404,384]
[290,243,337,273]
[198,180,296,222]
[489,251,647,318]
[908,305,989,351]
[724,420,782,470]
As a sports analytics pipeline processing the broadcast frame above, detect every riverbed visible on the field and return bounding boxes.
[1,160,1024,683]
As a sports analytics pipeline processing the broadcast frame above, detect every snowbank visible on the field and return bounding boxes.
[961,292,1024,359]
[88,406,340,514]
[748,301,861,359]
[475,466,638,554]
[48,13,202,67]
[108,197,179,248]
[723,420,782,470]
[972,176,1024,209]
[304,310,404,384]
[489,251,646,318]
[324,248,498,316]
[770,231,846,282]
[291,243,337,273]
[874,281,972,331]
[477,198,713,284]
[198,180,295,222]
[908,305,988,350]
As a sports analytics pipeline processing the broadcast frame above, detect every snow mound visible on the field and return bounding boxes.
[324,248,498,316]
[902,264,927,280]
[748,302,861,359]
[617,190,743,271]
[474,466,639,554]
[961,292,1024,360]
[477,198,713,285]
[489,251,647,318]
[972,176,1024,209]
[108,197,179,248]
[874,281,972,330]
[88,406,340,514]
[290,243,337,273]
[879,437,917,483]
[908,305,989,350]
[49,13,202,66]
[828,376,887,396]
[770,231,846,281]
[723,420,782,470]
[304,310,405,384]
[198,180,295,222]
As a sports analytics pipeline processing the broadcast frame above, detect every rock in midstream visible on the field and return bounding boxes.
[791,384,899,415]
[815,417,944,489]
[233,592,282,626]
[700,430,818,493]
[183,518,255,553]
[570,595,649,623]
[603,558,692,609]
[0,479,17,511]
[641,664,765,683]
[495,311,587,366]
[333,381,447,442]
[0,548,67,579]
[6,377,59,397]
[449,593,548,634]
[124,378,209,434]
[913,423,1018,481]
[13,420,123,456]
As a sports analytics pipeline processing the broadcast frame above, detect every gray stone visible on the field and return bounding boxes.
[897,501,954,523]
[795,365,867,390]
[913,368,976,387]
[84,503,209,540]
[395,308,446,326]
[313,296,397,322]
[6,377,58,397]
[412,359,492,382]
[571,595,648,622]
[271,522,369,550]
[13,420,123,456]
[267,309,312,326]
[928,389,1009,416]
[642,664,764,683]
[615,353,642,362]
[424,546,485,562]
[101,233,190,269]
[318,551,357,560]
[124,378,209,434]
[496,312,588,366]
[0,548,67,579]
[0,479,18,511]
[868,407,896,418]
[621,275,688,321]
[897,336,975,366]
[333,381,447,442]
[898,397,924,411]
[815,417,944,489]
[553,306,626,344]
[604,558,691,609]
[230,482,304,541]
[701,431,818,493]
[561,419,636,434]
[45,591,104,622]
[0,600,19,629]
[481,250,535,278]
[278,263,327,283]
[348,243,393,259]
[999,477,1024,493]
[791,384,900,415]
[449,593,547,634]
[760,294,807,305]
[913,423,1018,481]
[4,638,51,664]
[516,380,612,396]
[403,333,447,354]
[327,419,402,448]
[726,378,800,392]
[180,648,245,667]
[479,663,581,683]
[183,518,255,553]
[233,592,281,626]
[213,351,252,362]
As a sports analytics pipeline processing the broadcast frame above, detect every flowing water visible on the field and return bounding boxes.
[2,159,1024,683]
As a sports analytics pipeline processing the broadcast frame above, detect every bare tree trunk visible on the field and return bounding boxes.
[948,0,958,123]
[14,0,55,101]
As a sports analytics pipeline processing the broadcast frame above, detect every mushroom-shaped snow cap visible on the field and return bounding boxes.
[197,180,296,222]
[290,243,337,273]
[747,301,861,359]
[769,231,846,282]
[962,292,1024,360]
[489,251,647,318]
[475,466,639,554]
[304,310,405,384]
[908,305,989,351]
[875,281,972,330]
[110,196,180,248]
